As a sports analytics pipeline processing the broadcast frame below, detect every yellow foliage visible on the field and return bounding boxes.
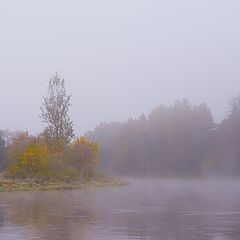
[6,135,99,181]
[7,143,49,179]
[69,137,99,171]
[7,131,33,161]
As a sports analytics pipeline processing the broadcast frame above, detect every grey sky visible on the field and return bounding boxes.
[1,0,240,135]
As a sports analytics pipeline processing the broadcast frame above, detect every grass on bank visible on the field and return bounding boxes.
[0,174,128,192]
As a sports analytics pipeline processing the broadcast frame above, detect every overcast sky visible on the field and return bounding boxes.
[1,0,240,135]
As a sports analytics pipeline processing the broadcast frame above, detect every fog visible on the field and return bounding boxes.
[1,0,240,135]
[2,2,240,239]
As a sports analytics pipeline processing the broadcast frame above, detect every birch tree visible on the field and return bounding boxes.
[40,73,75,144]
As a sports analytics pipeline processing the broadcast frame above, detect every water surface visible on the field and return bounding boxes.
[0,179,240,240]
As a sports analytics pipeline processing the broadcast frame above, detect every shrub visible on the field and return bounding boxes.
[5,134,99,181]
[7,143,49,179]
[68,137,99,172]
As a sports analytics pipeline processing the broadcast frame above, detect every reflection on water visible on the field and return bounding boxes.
[1,179,240,240]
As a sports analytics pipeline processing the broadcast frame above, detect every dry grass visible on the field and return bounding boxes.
[0,175,128,192]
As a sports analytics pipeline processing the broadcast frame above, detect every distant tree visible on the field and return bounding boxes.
[87,100,217,177]
[218,94,240,175]
[0,133,6,171]
[40,73,75,144]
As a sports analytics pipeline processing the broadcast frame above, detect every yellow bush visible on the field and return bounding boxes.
[7,143,49,179]
[6,135,99,181]
[68,137,99,171]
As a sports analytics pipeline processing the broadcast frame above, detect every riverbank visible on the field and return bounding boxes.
[0,176,128,192]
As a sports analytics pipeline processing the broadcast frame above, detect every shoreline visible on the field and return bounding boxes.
[0,177,128,192]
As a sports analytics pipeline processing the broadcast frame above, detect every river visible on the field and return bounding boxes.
[0,179,240,240]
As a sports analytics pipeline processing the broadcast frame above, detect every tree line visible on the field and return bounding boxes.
[0,73,98,181]
[1,73,240,178]
[86,97,240,177]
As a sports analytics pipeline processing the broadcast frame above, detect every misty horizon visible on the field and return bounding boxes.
[1,0,240,135]
[0,90,238,135]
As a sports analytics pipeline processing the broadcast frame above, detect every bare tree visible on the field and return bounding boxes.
[40,73,75,144]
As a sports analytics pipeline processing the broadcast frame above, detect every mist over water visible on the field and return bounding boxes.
[0,179,240,240]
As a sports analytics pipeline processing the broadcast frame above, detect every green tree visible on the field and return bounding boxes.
[40,73,75,144]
